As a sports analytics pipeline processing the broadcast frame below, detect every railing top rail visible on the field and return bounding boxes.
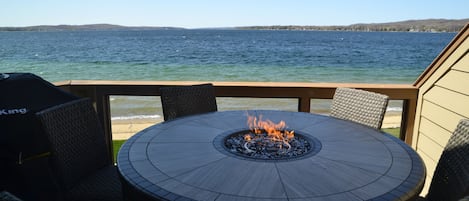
[55,80,416,89]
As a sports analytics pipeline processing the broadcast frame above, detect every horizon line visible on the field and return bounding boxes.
[1,18,468,29]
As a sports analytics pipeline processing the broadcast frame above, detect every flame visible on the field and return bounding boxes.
[244,134,252,141]
[246,114,294,143]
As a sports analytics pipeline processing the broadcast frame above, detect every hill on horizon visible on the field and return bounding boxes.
[0,24,184,31]
[0,18,468,32]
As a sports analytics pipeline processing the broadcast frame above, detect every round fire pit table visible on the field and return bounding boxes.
[117,110,425,201]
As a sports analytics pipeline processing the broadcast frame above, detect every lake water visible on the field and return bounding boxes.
[0,30,456,120]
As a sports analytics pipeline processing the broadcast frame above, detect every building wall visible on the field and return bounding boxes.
[412,25,469,194]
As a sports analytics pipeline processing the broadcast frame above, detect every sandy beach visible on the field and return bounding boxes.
[111,113,402,140]
[112,118,161,140]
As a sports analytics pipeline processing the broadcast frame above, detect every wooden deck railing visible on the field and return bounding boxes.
[55,80,418,157]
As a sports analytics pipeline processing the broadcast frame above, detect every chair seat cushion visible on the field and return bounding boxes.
[66,165,123,201]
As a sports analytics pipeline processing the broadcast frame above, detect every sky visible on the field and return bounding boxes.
[1,0,468,28]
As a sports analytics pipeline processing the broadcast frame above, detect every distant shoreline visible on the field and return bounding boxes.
[0,24,185,32]
[1,18,467,32]
[237,19,468,33]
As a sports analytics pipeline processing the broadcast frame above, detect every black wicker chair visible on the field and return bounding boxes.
[330,87,389,129]
[160,83,218,121]
[418,119,469,201]
[36,98,123,201]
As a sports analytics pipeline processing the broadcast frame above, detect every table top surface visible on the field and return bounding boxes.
[117,110,425,201]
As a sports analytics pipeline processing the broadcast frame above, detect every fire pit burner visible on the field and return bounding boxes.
[220,129,319,161]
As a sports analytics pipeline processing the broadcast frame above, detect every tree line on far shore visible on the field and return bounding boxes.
[237,19,469,33]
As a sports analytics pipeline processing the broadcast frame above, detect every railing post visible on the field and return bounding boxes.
[401,98,417,145]
[94,88,114,162]
[298,97,311,112]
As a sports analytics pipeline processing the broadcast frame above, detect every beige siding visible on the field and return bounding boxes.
[420,100,465,132]
[436,70,469,95]
[451,50,469,72]
[418,134,445,163]
[413,25,469,196]
[419,117,451,147]
[424,86,469,116]
[418,152,435,195]
[412,37,469,147]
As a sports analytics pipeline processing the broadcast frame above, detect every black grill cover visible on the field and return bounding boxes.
[0,73,78,200]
